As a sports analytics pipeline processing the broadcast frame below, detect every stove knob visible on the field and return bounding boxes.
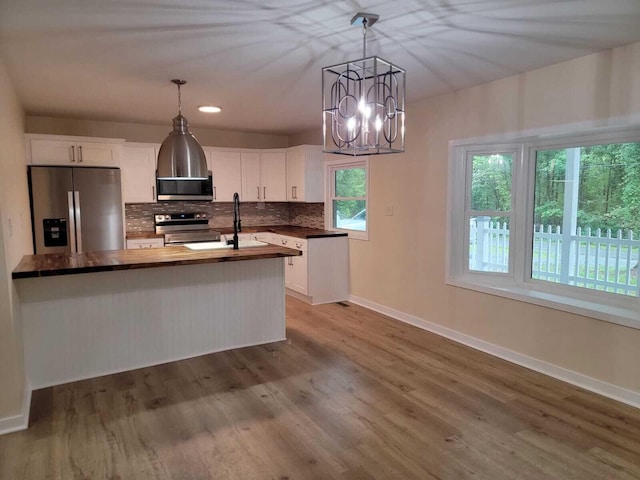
[196,214,201,219]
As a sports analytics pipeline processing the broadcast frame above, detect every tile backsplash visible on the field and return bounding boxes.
[126,202,325,231]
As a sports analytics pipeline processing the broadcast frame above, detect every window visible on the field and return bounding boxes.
[448,126,640,328]
[325,158,369,240]
[467,150,516,273]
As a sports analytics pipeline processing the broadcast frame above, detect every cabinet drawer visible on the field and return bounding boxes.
[126,238,164,249]
[273,235,307,252]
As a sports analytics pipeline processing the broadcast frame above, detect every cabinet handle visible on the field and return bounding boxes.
[152,186,156,200]
[78,145,83,163]
[213,186,217,200]
[257,186,260,200]
[70,145,76,162]
[263,186,266,200]
[294,185,297,199]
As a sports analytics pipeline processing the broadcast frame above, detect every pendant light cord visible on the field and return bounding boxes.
[177,82,182,116]
[362,18,368,58]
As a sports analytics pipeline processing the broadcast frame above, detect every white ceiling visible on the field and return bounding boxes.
[1,0,640,136]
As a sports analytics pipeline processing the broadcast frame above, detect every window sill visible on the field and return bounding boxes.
[446,277,640,330]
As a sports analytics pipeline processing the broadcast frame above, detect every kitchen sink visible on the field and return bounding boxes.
[184,240,268,250]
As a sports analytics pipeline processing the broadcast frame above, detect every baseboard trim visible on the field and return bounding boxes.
[0,385,32,436]
[348,294,640,409]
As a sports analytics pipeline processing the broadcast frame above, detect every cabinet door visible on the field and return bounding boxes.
[289,254,309,294]
[286,148,305,201]
[285,146,324,202]
[121,145,157,203]
[241,152,261,201]
[76,142,119,167]
[29,138,119,167]
[30,139,77,165]
[210,150,242,202]
[260,151,287,201]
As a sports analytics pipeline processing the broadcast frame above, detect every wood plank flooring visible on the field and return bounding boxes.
[2,297,640,479]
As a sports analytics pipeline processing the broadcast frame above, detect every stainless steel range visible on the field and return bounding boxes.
[155,212,221,245]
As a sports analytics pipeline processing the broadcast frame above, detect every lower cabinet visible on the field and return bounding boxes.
[126,238,164,249]
[271,234,349,304]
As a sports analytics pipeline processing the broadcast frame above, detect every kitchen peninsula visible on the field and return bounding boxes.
[13,245,301,389]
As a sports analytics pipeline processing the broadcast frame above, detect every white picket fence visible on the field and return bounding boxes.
[470,217,640,296]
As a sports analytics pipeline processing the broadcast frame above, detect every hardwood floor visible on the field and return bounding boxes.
[2,297,640,479]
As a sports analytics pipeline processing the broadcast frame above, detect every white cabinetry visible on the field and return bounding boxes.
[272,234,349,304]
[260,151,287,201]
[280,237,308,294]
[241,151,287,202]
[286,145,324,202]
[206,149,242,202]
[121,143,159,203]
[26,134,123,167]
[241,152,261,201]
[126,238,164,249]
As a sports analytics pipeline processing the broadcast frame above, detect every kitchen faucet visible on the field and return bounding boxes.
[229,192,242,249]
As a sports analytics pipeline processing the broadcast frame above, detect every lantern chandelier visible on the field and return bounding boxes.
[322,12,406,156]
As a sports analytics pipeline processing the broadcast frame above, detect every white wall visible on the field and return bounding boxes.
[347,42,640,395]
[0,56,31,425]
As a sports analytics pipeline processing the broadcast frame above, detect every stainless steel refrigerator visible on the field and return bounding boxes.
[28,166,124,254]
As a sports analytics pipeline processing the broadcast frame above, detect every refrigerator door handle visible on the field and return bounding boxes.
[67,191,77,252]
[74,191,83,252]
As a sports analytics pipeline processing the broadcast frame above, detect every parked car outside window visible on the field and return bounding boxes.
[337,209,366,231]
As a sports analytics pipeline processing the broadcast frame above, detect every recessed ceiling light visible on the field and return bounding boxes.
[198,105,222,113]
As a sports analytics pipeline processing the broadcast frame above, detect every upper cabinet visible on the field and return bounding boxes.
[241,150,287,202]
[206,148,242,202]
[286,145,324,202]
[26,134,326,205]
[26,134,123,167]
[260,151,287,202]
[121,143,159,203]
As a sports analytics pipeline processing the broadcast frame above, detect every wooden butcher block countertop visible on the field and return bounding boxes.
[126,225,347,240]
[12,245,301,279]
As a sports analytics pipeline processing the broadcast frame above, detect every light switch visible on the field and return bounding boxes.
[385,206,393,216]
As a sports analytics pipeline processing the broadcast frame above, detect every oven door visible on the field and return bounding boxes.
[156,174,213,201]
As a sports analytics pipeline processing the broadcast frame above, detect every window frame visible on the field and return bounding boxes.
[325,157,370,240]
[447,125,640,329]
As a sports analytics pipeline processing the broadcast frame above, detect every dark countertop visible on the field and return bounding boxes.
[126,225,348,240]
[12,245,301,279]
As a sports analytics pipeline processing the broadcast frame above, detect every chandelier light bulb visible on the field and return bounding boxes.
[347,117,357,131]
[358,98,371,118]
[374,116,383,131]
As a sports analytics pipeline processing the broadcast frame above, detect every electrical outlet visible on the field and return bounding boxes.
[385,206,394,216]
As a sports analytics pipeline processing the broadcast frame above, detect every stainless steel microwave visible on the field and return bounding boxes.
[156,172,213,201]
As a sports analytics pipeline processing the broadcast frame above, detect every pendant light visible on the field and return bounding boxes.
[322,13,406,156]
[157,79,208,180]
